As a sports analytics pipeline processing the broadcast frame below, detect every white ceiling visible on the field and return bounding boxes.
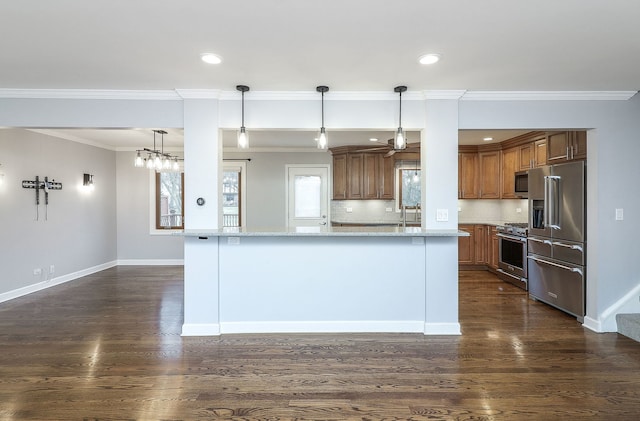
[3,1,638,148]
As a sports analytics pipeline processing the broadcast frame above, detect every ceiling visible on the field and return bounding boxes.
[3,1,638,148]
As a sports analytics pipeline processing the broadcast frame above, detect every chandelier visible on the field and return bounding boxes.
[134,130,180,171]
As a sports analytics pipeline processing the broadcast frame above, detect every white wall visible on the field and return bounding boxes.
[0,129,117,296]
[115,151,183,262]
[223,151,331,227]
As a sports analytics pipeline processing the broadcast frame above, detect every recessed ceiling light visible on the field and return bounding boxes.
[201,53,222,64]
[369,138,378,142]
[418,53,441,65]
[483,137,494,142]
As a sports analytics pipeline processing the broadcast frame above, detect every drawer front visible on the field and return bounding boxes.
[527,255,585,317]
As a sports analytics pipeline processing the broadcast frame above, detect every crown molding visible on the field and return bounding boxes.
[1,89,636,101]
[175,89,222,99]
[461,91,638,101]
[223,147,327,153]
[0,89,181,100]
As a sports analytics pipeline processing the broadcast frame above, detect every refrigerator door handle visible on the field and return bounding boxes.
[547,175,561,230]
[527,255,583,276]
[552,241,583,252]
[528,237,553,245]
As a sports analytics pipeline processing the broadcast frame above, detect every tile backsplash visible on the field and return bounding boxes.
[458,199,528,224]
[331,200,404,224]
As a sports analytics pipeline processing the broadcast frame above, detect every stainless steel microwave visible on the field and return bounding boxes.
[515,171,528,197]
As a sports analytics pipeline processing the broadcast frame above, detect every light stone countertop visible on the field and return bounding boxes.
[179,226,468,237]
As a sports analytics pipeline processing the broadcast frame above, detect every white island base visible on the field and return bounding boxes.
[181,227,465,336]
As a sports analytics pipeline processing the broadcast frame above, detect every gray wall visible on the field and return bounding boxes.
[224,151,332,227]
[116,151,184,261]
[0,129,117,295]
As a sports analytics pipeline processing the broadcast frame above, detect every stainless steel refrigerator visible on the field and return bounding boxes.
[527,160,586,321]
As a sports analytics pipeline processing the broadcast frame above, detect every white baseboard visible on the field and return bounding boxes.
[582,316,602,333]
[424,322,462,335]
[0,261,117,304]
[117,259,184,266]
[181,323,221,336]
[221,320,427,334]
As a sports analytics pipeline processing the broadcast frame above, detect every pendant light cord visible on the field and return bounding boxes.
[321,90,325,128]
[241,90,245,128]
[398,90,402,128]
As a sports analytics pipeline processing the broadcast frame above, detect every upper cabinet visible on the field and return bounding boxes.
[547,131,587,163]
[459,130,584,199]
[330,147,396,200]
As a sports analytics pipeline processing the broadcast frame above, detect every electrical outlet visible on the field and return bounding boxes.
[386,207,393,212]
[346,207,353,213]
[33,268,42,276]
[49,265,55,274]
[228,237,240,245]
[516,208,522,213]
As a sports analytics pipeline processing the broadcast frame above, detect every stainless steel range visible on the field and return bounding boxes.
[496,222,528,290]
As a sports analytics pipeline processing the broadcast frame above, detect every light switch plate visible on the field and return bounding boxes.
[228,237,240,245]
[615,208,624,221]
[436,209,449,222]
[346,207,353,213]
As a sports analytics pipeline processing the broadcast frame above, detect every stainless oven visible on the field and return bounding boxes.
[496,223,528,290]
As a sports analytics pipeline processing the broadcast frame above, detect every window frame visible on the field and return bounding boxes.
[154,171,185,230]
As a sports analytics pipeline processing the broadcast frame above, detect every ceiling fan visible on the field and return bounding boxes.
[353,138,420,157]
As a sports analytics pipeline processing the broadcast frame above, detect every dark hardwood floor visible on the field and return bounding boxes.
[1,267,639,420]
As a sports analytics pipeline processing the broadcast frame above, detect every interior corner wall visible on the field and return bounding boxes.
[115,151,184,261]
[223,151,332,228]
[0,128,117,296]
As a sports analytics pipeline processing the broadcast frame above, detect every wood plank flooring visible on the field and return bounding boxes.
[1,267,639,420]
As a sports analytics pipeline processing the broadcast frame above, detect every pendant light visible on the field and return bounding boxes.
[394,85,407,150]
[236,85,250,149]
[316,85,329,149]
[134,130,180,171]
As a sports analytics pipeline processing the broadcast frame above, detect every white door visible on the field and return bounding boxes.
[287,166,329,228]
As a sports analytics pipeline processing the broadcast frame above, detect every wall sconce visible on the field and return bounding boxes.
[83,173,94,189]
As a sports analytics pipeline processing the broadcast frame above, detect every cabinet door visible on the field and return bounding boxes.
[501,147,519,199]
[379,155,395,199]
[546,132,569,164]
[479,151,501,199]
[459,153,479,199]
[570,131,587,161]
[533,139,547,167]
[474,225,488,264]
[363,153,379,199]
[489,226,499,269]
[518,144,533,171]
[458,224,475,265]
[347,153,364,199]
[332,154,348,199]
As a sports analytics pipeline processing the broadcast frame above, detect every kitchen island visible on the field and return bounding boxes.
[181,226,467,336]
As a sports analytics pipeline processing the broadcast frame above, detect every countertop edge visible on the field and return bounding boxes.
[178,228,468,238]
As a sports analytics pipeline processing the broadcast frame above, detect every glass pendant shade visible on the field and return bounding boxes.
[163,156,171,170]
[146,154,154,169]
[154,153,162,171]
[394,127,406,150]
[134,151,144,167]
[237,126,249,149]
[317,127,328,150]
[173,158,179,172]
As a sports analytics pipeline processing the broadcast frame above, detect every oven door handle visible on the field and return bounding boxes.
[528,237,552,245]
[527,255,583,276]
[496,233,527,243]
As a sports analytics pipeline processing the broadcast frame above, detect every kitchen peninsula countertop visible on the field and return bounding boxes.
[180,226,467,237]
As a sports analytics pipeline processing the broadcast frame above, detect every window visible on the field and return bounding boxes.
[398,167,421,209]
[222,169,241,227]
[155,172,184,229]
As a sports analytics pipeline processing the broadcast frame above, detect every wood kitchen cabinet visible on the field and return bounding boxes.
[364,153,395,199]
[518,136,547,170]
[458,224,475,265]
[488,225,499,270]
[458,152,479,199]
[330,148,396,200]
[478,151,501,199]
[547,131,587,164]
[501,147,519,199]
[474,225,489,265]
[332,153,348,199]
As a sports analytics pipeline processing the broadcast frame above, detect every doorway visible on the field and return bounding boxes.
[286,165,330,228]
